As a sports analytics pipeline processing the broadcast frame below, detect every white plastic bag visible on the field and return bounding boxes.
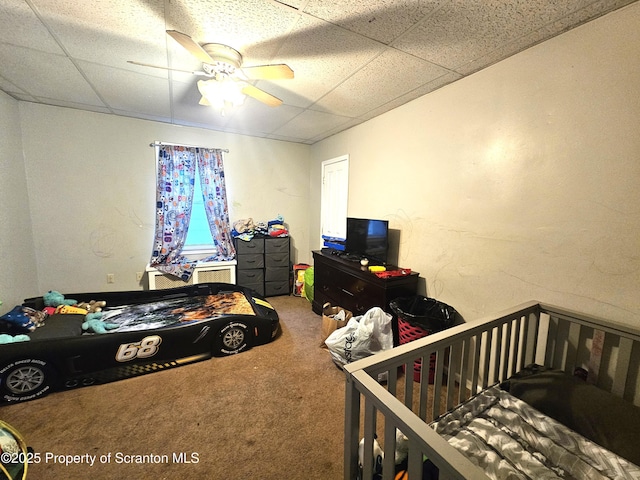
[324,306,393,368]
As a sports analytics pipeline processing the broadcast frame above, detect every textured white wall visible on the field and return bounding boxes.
[0,92,38,313]
[19,105,313,295]
[311,4,640,326]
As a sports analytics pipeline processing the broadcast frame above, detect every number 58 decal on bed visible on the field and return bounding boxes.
[115,335,162,362]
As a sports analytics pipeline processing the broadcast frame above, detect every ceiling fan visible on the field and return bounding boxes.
[129,30,294,109]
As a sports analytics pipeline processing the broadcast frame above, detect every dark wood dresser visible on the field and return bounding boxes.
[312,250,419,316]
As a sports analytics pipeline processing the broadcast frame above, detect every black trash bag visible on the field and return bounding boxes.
[390,296,457,333]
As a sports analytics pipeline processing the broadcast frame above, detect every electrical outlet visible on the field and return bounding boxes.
[136,272,144,282]
[107,273,115,284]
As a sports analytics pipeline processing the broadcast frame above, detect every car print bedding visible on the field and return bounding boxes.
[99,291,257,332]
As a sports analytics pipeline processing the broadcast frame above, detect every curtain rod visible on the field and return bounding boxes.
[149,141,229,153]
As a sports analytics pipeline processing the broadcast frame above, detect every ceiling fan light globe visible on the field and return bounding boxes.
[225,86,246,107]
[197,79,245,112]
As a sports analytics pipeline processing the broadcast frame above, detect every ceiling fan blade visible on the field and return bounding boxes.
[166,30,214,64]
[127,60,207,76]
[241,84,283,107]
[241,64,294,80]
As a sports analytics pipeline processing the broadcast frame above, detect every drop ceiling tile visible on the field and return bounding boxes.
[306,117,363,143]
[167,117,227,132]
[41,101,112,115]
[275,0,307,8]
[313,48,452,117]
[33,0,168,69]
[124,60,171,80]
[357,70,462,122]
[165,0,300,65]
[251,78,312,110]
[170,77,204,107]
[1,91,37,102]
[224,103,304,135]
[0,1,64,54]
[266,134,313,144]
[0,44,104,106]
[79,61,171,117]
[272,108,353,139]
[392,0,597,70]
[274,13,386,107]
[0,78,30,99]
[454,0,638,75]
[304,0,446,44]
[110,109,173,125]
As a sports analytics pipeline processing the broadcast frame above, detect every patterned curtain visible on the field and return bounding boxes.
[197,148,236,261]
[150,145,233,281]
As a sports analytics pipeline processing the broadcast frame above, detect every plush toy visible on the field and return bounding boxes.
[0,306,38,333]
[43,291,77,308]
[82,312,118,334]
[56,305,89,315]
[75,300,106,313]
[394,429,409,465]
[0,334,30,344]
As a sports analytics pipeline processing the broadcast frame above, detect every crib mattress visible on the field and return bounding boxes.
[431,385,640,479]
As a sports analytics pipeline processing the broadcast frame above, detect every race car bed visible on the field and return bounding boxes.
[345,301,640,480]
[0,283,279,404]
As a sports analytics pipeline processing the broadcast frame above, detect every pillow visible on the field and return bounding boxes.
[502,365,640,466]
[28,314,84,340]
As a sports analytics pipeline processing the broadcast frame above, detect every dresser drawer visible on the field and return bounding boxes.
[265,252,289,269]
[265,280,289,297]
[265,237,289,254]
[244,282,265,297]
[237,254,265,270]
[237,269,264,285]
[265,267,289,282]
[235,238,264,254]
[315,262,346,290]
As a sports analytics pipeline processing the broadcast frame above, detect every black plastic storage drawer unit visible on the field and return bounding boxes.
[234,236,290,297]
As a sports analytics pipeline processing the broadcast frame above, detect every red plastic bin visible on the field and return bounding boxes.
[398,317,436,383]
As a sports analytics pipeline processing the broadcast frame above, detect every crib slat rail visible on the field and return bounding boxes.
[344,301,640,480]
[538,303,640,398]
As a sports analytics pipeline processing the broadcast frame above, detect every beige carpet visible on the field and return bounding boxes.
[0,295,348,480]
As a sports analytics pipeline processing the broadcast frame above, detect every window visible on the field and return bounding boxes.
[150,144,235,280]
[182,172,216,255]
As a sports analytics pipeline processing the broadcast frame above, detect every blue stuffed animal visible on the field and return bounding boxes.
[43,291,77,308]
[0,334,30,344]
[0,306,38,334]
[82,312,118,334]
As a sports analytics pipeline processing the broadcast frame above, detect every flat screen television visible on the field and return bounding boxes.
[345,217,389,263]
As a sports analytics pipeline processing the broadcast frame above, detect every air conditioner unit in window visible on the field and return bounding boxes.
[146,260,237,290]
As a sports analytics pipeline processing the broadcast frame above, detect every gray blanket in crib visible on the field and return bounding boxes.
[431,386,640,479]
